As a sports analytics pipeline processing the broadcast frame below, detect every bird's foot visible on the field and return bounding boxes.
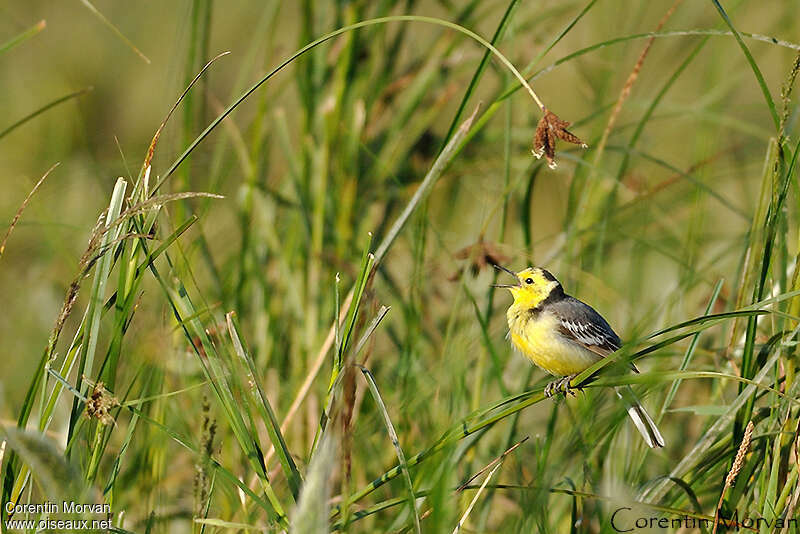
[544,374,581,398]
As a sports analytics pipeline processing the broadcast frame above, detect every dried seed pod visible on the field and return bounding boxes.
[532,109,588,169]
[726,420,754,487]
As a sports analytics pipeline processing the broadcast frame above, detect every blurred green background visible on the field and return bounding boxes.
[1,0,800,532]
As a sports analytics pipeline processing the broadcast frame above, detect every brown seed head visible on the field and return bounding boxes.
[532,110,588,169]
[726,420,754,487]
[85,381,119,426]
[452,238,510,279]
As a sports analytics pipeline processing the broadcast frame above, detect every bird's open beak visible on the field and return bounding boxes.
[491,263,519,288]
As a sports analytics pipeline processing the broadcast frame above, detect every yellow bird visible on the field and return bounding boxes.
[494,265,665,448]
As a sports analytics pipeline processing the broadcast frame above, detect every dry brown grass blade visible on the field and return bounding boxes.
[0,162,60,257]
[594,0,683,161]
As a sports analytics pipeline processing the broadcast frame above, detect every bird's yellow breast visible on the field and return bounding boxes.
[507,308,601,377]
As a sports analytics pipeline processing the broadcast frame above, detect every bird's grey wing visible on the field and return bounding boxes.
[548,296,623,359]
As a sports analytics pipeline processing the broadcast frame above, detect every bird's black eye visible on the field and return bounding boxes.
[525,278,534,284]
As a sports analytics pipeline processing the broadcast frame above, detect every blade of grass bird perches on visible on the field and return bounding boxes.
[78,0,150,64]
[331,495,416,528]
[589,371,795,401]
[335,389,550,515]
[0,88,92,141]
[154,14,569,194]
[0,19,45,54]
[0,162,59,257]
[565,307,772,392]
[358,365,421,534]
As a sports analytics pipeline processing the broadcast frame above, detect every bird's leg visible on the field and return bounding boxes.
[545,374,581,398]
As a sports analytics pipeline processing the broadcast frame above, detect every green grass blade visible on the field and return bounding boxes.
[711,0,779,131]
[641,348,782,503]
[658,278,723,420]
[226,312,302,501]
[78,0,150,63]
[440,0,520,146]
[68,178,127,439]
[0,19,45,54]
[0,88,92,141]
[358,365,421,534]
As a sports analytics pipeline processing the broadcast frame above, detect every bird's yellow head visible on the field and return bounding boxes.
[493,265,563,309]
